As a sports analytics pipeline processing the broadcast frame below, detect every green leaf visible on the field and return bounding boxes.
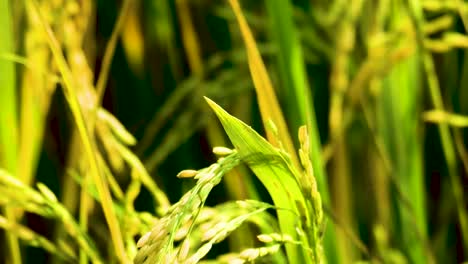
[227,0,300,171]
[205,97,319,264]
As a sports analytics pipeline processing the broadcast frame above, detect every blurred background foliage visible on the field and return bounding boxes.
[1,0,468,263]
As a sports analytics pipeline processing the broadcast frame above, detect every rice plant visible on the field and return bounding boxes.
[0,0,467,263]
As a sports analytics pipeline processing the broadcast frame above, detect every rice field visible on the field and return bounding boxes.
[0,0,467,263]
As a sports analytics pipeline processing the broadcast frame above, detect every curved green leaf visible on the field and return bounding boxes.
[206,97,321,264]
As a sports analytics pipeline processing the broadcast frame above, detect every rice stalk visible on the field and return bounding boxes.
[25,0,129,261]
[96,0,132,103]
[406,0,468,253]
[264,2,339,261]
[0,0,20,262]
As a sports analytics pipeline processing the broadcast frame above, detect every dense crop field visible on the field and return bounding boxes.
[0,0,467,263]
